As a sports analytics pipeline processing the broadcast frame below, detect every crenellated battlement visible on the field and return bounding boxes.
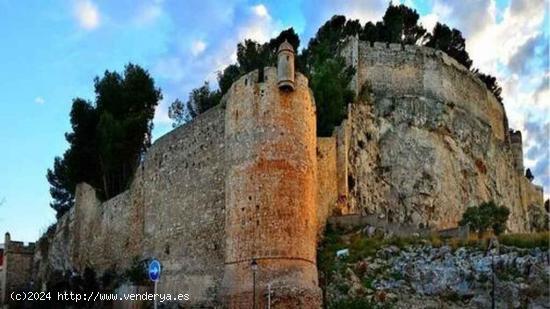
[342,37,508,141]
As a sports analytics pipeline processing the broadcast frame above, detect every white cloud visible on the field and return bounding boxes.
[74,0,100,30]
[252,4,269,18]
[34,97,45,105]
[191,40,207,56]
[238,4,278,43]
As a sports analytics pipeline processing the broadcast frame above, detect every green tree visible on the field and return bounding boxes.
[360,21,381,42]
[310,59,355,136]
[47,98,100,217]
[236,39,270,74]
[459,201,510,236]
[381,3,426,44]
[168,82,222,127]
[185,82,221,120]
[302,15,356,136]
[425,22,472,69]
[47,64,162,217]
[218,64,241,95]
[168,99,186,128]
[47,156,75,217]
[94,64,162,198]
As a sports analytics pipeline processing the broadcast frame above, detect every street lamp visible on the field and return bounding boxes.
[251,259,258,309]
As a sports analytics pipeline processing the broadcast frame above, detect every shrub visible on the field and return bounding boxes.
[459,201,510,236]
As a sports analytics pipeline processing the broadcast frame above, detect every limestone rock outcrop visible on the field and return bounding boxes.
[341,38,544,232]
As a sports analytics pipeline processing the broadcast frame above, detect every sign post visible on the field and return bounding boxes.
[149,259,161,309]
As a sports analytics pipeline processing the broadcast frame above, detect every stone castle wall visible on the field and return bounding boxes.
[27,40,546,307]
[1,234,35,304]
[37,106,227,306]
[341,38,544,231]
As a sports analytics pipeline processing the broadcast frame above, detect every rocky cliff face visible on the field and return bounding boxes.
[342,38,544,232]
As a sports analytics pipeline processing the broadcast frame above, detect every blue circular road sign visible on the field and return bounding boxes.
[149,259,161,282]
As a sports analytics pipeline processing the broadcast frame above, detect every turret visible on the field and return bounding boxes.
[221,67,321,308]
[509,130,524,173]
[4,232,10,250]
[277,40,295,91]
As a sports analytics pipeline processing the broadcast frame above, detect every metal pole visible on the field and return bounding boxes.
[491,253,495,309]
[154,280,158,309]
[267,283,271,309]
[252,271,256,309]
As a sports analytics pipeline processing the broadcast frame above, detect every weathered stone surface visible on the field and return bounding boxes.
[222,67,321,308]
[342,39,545,232]
[35,106,226,307]
[1,233,35,304]
[326,243,550,309]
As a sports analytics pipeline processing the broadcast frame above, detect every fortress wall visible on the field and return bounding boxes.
[45,209,75,275]
[334,120,352,214]
[138,105,226,304]
[316,137,338,233]
[342,39,507,141]
[1,235,35,303]
[38,106,226,306]
[343,39,543,232]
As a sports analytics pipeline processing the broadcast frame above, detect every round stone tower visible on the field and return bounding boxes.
[221,65,321,308]
[277,40,295,91]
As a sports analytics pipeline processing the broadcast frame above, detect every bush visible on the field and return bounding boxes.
[459,201,510,236]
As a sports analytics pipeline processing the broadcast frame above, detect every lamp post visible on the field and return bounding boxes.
[251,259,258,309]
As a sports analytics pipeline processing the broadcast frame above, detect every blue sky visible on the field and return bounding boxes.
[0,0,548,242]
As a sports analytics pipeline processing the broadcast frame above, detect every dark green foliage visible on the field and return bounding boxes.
[185,82,221,119]
[236,39,271,74]
[47,157,76,217]
[94,64,162,198]
[302,15,349,69]
[47,64,161,217]
[381,3,426,44]
[167,99,185,128]
[425,23,472,69]
[302,16,357,136]
[267,27,300,56]
[310,59,355,136]
[218,64,241,94]
[169,82,221,127]
[47,98,100,217]
[459,201,510,236]
[360,21,381,42]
